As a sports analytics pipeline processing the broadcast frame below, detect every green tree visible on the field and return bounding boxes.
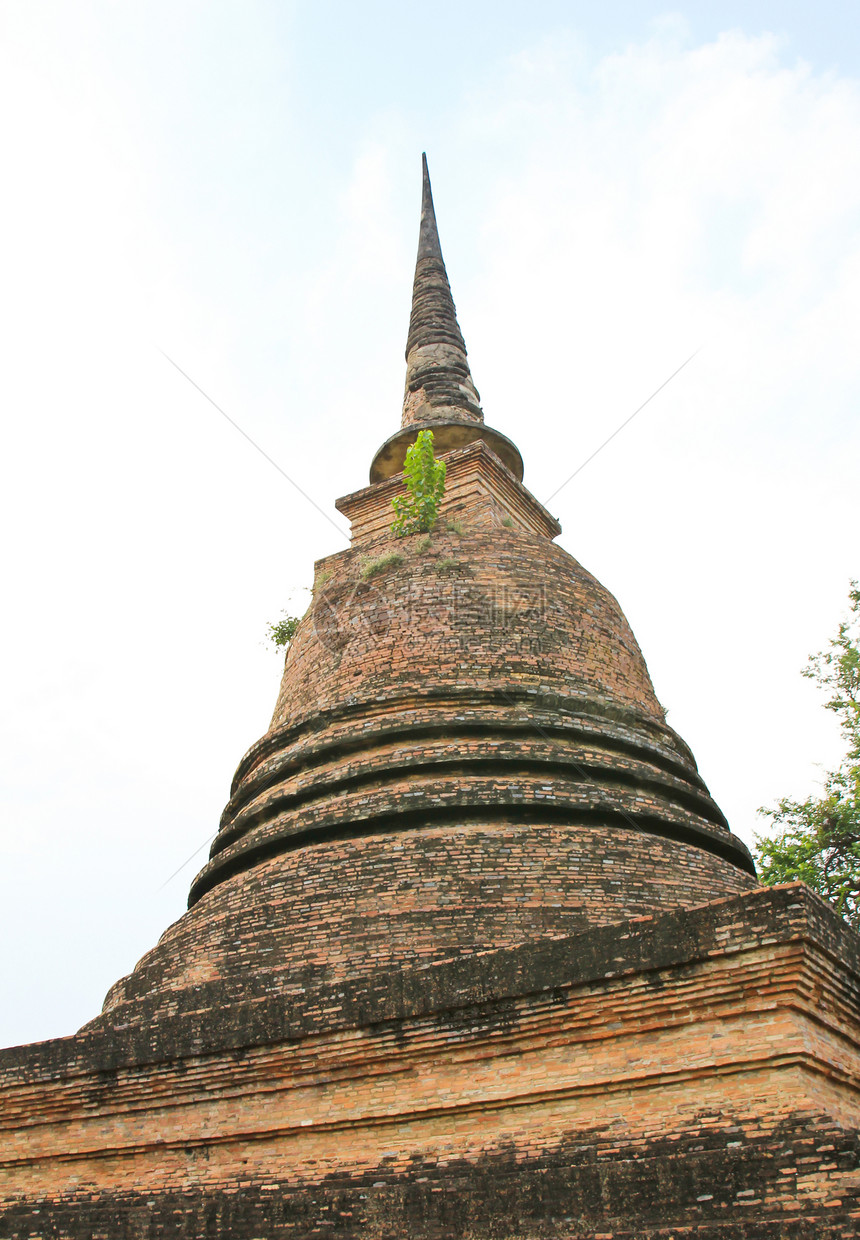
[755,582,860,929]
[391,429,446,536]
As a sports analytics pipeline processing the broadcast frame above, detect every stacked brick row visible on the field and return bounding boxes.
[4,886,860,1236]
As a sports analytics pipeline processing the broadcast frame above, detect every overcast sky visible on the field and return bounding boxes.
[1,1,858,1049]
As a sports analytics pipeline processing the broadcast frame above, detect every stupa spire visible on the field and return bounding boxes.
[370,155,524,483]
[402,154,480,420]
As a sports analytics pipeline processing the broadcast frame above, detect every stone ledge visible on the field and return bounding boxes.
[338,439,559,543]
[1,884,857,1081]
[230,685,699,796]
[4,1108,859,1237]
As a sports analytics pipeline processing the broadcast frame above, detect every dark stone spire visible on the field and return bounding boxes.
[370,155,524,483]
[416,152,445,262]
[403,154,476,400]
[402,154,481,426]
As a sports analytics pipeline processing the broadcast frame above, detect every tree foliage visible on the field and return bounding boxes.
[755,583,860,929]
[391,429,446,536]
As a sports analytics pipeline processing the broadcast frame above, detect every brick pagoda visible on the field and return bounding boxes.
[2,157,859,1238]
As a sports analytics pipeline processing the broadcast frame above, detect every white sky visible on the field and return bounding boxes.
[1,1,858,1048]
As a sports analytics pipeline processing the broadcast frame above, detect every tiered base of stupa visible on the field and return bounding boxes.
[2,882,859,1238]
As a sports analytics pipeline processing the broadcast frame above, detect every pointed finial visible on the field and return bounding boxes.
[417,153,444,261]
[369,155,524,483]
[404,153,478,412]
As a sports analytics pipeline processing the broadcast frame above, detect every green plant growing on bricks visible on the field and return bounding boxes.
[361,552,404,580]
[391,429,446,536]
[755,581,860,929]
[266,612,300,650]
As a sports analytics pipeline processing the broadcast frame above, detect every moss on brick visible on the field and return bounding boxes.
[360,551,404,579]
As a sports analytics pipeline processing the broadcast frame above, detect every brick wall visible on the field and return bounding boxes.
[3,886,859,1237]
[100,820,755,1021]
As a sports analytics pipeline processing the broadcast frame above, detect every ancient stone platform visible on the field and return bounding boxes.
[2,886,859,1236]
